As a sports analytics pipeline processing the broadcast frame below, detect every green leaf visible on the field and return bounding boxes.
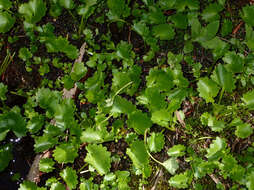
[80,128,104,143]
[0,0,12,10]
[80,126,113,143]
[190,18,202,39]
[162,157,179,175]
[110,95,136,115]
[84,70,106,103]
[168,170,192,189]
[116,41,132,60]
[171,13,188,29]
[127,111,152,135]
[167,144,186,157]
[211,64,236,92]
[77,0,97,18]
[174,0,199,12]
[245,24,254,51]
[19,181,45,190]
[19,47,32,61]
[223,52,244,73]
[194,20,220,43]
[34,134,58,153]
[0,12,15,33]
[152,24,175,40]
[137,87,167,111]
[45,178,65,190]
[246,171,254,190]
[53,99,75,130]
[206,137,226,160]
[0,144,12,172]
[36,88,60,110]
[201,112,225,132]
[133,21,150,38]
[201,3,223,22]
[53,143,78,163]
[126,140,151,178]
[184,41,194,54]
[151,109,171,127]
[193,159,215,178]
[197,77,220,103]
[50,182,65,190]
[27,115,45,134]
[59,0,74,9]
[0,82,8,101]
[70,62,87,81]
[158,0,176,10]
[0,111,27,138]
[79,180,98,190]
[107,0,130,20]
[18,0,47,24]
[115,170,130,190]
[146,68,174,92]
[241,5,254,27]
[242,90,254,110]
[85,144,111,175]
[235,123,253,139]
[111,65,141,96]
[60,167,78,190]
[221,19,233,37]
[145,6,166,24]
[44,36,78,59]
[39,158,55,173]
[147,132,165,153]
[201,37,229,60]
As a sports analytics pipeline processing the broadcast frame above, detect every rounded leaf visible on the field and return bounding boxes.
[0,12,15,33]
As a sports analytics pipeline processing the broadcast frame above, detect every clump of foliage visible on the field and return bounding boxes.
[0,0,254,189]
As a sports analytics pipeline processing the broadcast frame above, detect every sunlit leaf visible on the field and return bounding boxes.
[163,157,179,175]
[201,3,223,22]
[53,143,78,163]
[206,137,226,160]
[126,140,151,178]
[211,64,236,92]
[197,77,220,103]
[0,83,8,101]
[152,24,175,40]
[147,132,165,153]
[168,170,192,188]
[0,0,12,10]
[85,144,111,175]
[34,134,58,153]
[39,158,55,173]
[0,144,12,172]
[0,12,15,33]
[242,90,254,110]
[241,5,254,27]
[235,123,253,139]
[70,62,87,81]
[60,167,78,190]
[167,144,186,157]
[127,110,152,135]
[19,0,46,24]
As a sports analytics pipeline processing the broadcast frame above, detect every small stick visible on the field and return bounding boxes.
[232,21,243,35]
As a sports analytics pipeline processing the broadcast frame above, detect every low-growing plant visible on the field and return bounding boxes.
[0,0,254,189]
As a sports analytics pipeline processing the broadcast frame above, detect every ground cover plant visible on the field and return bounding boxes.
[0,0,254,189]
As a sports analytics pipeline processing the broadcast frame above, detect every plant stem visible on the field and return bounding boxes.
[78,163,88,173]
[78,15,85,37]
[144,129,163,166]
[218,88,224,105]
